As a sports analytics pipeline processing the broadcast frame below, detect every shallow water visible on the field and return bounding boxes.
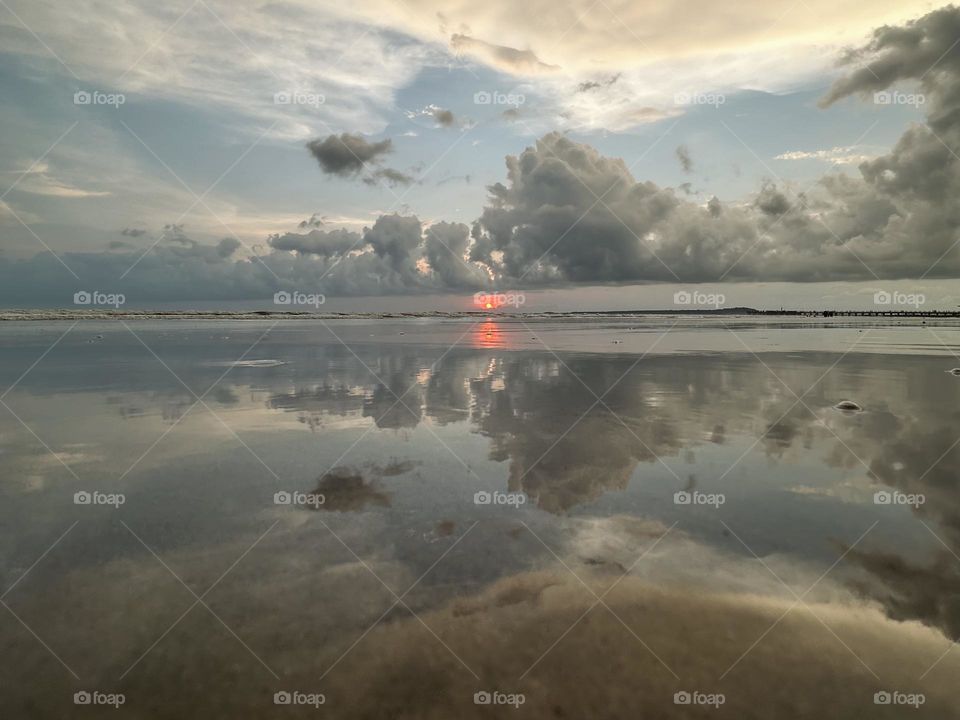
[2,318,960,718]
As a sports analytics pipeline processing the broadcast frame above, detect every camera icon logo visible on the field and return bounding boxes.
[674,691,692,704]
[74,290,92,305]
[873,491,892,505]
[874,691,892,705]
[673,290,692,305]
[73,90,91,105]
[74,691,92,705]
[473,91,492,105]
[274,491,292,505]
[474,691,491,705]
[474,491,492,505]
[673,490,691,505]
[873,290,892,305]
[274,91,291,105]
[74,491,92,505]
[274,691,292,705]
[873,92,892,105]
[274,291,292,305]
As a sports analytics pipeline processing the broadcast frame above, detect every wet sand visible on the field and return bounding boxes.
[2,318,960,717]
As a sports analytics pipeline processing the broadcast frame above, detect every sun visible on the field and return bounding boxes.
[485,302,493,309]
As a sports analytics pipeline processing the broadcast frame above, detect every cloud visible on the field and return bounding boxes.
[306,133,414,187]
[675,144,693,173]
[362,168,415,187]
[7,161,110,198]
[405,104,458,128]
[306,133,394,177]
[6,6,960,302]
[269,228,363,257]
[775,146,875,164]
[449,33,559,74]
[464,6,960,285]
[298,214,326,229]
[217,237,241,258]
[577,73,621,92]
[120,227,147,237]
[433,108,455,127]
[424,221,483,287]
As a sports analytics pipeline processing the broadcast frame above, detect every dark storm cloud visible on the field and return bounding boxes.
[120,227,147,237]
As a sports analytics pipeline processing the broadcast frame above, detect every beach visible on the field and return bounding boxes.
[2,316,960,717]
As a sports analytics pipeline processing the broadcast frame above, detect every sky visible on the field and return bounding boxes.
[1,0,959,310]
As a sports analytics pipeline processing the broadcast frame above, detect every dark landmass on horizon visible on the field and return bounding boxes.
[4,307,960,321]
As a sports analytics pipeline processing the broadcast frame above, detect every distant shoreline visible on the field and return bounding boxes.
[3,307,960,321]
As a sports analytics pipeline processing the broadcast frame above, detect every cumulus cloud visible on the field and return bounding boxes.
[464,7,960,284]
[6,6,960,302]
[424,221,483,287]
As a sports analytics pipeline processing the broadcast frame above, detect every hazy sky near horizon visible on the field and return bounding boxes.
[1,0,960,308]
